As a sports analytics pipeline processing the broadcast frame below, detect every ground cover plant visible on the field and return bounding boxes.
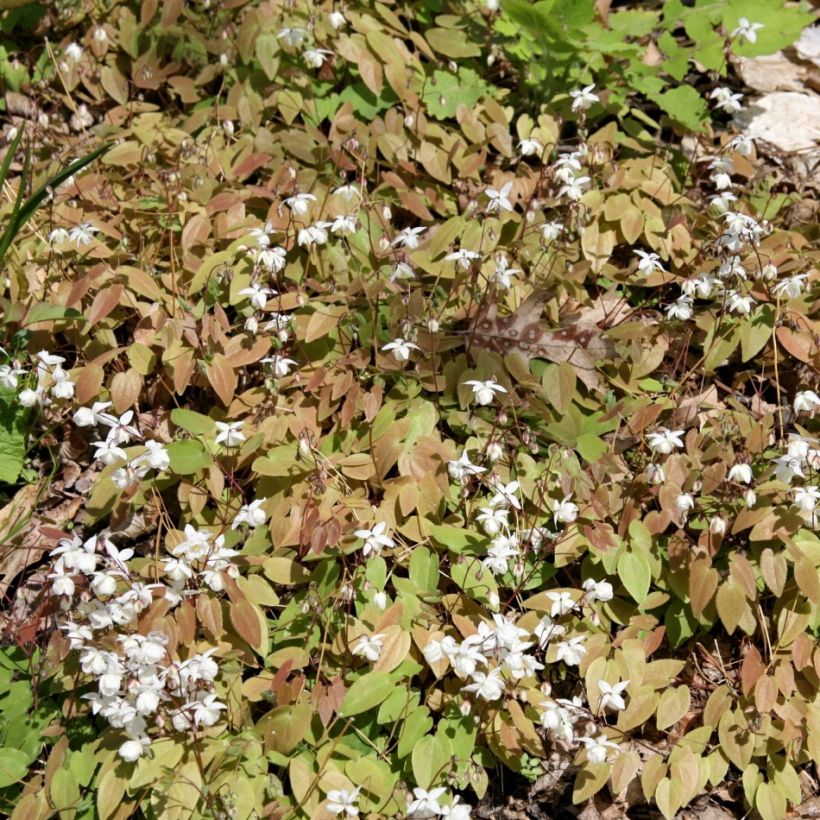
[0,0,818,818]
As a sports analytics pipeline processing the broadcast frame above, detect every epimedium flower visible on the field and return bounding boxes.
[464,378,507,406]
[546,590,576,617]
[490,256,521,290]
[303,48,333,69]
[726,290,755,315]
[407,787,447,819]
[262,354,298,378]
[488,480,521,510]
[569,84,599,112]
[730,17,764,44]
[646,428,685,455]
[541,220,564,242]
[794,486,820,513]
[381,338,421,363]
[214,421,245,448]
[727,463,753,484]
[354,521,394,557]
[475,506,509,537]
[517,137,542,157]
[283,192,316,215]
[448,450,486,481]
[772,274,809,300]
[794,390,820,414]
[68,222,97,246]
[709,87,744,113]
[352,633,385,662]
[445,248,482,270]
[392,226,426,249]
[666,295,693,321]
[549,495,578,525]
[238,283,273,309]
[462,668,505,700]
[634,249,665,276]
[485,181,514,213]
[330,213,357,235]
[555,635,586,666]
[583,578,614,602]
[326,787,361,817]
[580,735,619,764]
[675,492,695,519]
[232,498,268,529]
[597,680,630,711]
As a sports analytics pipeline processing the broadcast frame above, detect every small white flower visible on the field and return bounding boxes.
[326,787,360,817]
[262,355,297,378]
[352,633,385,662]
[297,222,330,247]
[580,734,619,764]
[277,27,307,47]
[303,48,333,69]
[328,11,347,30]
[759,263,778,281]
[64,42,83,63]
[381,338,420,363]
[555,635,586,666]
[730,18,764,44]
[48,228,69,247]
[392,227,426,249]
[726,290,755,315]
[68,222,97,246]
[518,138,542,157]
[556,175,590,201]
[727,463,753,484]
[462,668,505,701]
[485,181,514,213]
[463,379,507,406]
[646,463,665,485]
[546,590,575,617]
[92,437,127,465]
[407,787,447,819]
[598,680,629,712]
[448,451,486,481]
[331,213,357,235]
[794,390,820,414]
[214,421,245,448]
[232,498,268,529]
[541,220,564,242]
[354,522,394,558]
[257,246,287,272]
[0,364,24,390]
[475,506,509,537]
[284,192,316,215]
[550,496,578,525]
[583,578,613,602]
[795,487,820,512]
[646,429,685,455]
[445,248,482,270]
[635,249,665,276]
[118,736,150,762]
[666,295,693,320]
[491,256,521,290]
[772,274,808,300]
[709,516,727,536]
[709,87,743,113]
[570,84,599,112]
[675,492,695,518]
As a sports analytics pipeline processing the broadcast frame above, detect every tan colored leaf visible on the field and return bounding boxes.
[206,354,236,406]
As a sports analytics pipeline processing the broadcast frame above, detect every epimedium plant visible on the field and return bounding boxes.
[0,1,818,819]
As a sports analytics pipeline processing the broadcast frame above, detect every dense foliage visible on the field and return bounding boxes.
[0,1,818,818]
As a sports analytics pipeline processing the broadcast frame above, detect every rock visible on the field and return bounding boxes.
[736,52,808,93]
[734,91,820,154]
[795,26,820,69]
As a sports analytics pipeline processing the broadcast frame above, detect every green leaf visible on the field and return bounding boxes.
[426,522,484,555]
[0,747,30,787]
[23,304,84,326]
[0,390,26,484]
[339,672,394,717]
[412,734,453,789]
[409,547,440,592]
[617,550,651,604]
[166,440,210,474]
[652,86,708,131]
[170,408,215,436]
[740,304,774,362]
[422,68,492,119]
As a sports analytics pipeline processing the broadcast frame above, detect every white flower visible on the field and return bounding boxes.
[329,11,347,30]
[583,578,613,602]
[518,138,542,157]
[709,87,743,113]
[214,421,245,448]
[550,496,578,525]
[489,480,521,510]
[646,463,665,485]
[709,516,727,535]
[483,534,519,575]
[326,787,360,817]
[232,498,268,529]
[64,42,83,62]
[475,506,509,537]
[373,591,388,609]
[794,487,820,513]
[730,18,764,44]
[533,615,566,649]
[238,283,273,309]
[727,463,753,484]
[354,522,394,558]
[682,273,717,299]
[710,191,738,212]
[795,390,820,414]
[303,48,333,68]
[448,451,485,481]
[392,227,426,249]
[49,565,75,597]
[464,379,507,406]
[137,440,170,471]
[284,192,316,215]
[118,736,150,762]
[73,401,115,428]
[277,27,307,47]
[676,492,695,517]
[555,636,586,666]
[646,429,685,455]
[728,135,754,157]
[541,220,564,242]
[0,364,24,389]
[580,735,619,764]
[635,249,665,276]
[491,256,521,290]
[297,222,330,247]
[462,668,505,701]
[546,590,575,617]
[485,181,514,213]
[556,175,590,201]
[191,694,227,727]
[381,338,420,363]
[772,274,808,300]
[570,84,599,112]
[19,387,45,407]
[352,633,385,662]
[257,246,287,272]
[441,795,471,820]
[485,440,504,462]
[331,214,357,235]
[598,680,629,711]
[408,786,447,819]
[445,248,481,270]
[333,183,360,200]
[92,437,127,465]
[68,222,97,246]
[726,290,755,315]
[667,296,693,320]
[262,355,297,378]
[48,228,69,247]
